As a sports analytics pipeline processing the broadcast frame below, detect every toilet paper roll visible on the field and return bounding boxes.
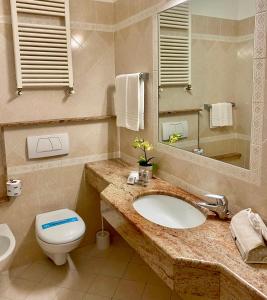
[7,179,22,197]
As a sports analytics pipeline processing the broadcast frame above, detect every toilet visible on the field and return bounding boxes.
[35,209,86,266]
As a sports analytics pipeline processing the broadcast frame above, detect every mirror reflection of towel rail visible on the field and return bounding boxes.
[204,102,236,111]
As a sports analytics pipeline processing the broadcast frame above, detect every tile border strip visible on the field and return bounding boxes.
[7,151,120,175]
[192,33,254,43]
[0,16,115,32]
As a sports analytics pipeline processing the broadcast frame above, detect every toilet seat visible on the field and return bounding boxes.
[36,209,85,245]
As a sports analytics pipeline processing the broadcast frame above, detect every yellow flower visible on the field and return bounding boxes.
[169,133,182,144]
[132,137,154,166]
[143,141,153,151]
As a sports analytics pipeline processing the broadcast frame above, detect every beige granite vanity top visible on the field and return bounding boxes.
[85,159,267,299]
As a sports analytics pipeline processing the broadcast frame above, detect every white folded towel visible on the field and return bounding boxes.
[230,208,267,263]
[114,75,128,128]
[126,73,144,131]
[210,102,233,128]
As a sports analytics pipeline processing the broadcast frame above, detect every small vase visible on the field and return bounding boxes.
[139,165,153,179]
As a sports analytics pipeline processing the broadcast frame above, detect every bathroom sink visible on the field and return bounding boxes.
[133,194,206,229]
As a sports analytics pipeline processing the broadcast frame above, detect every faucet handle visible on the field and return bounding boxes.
[204,194,228,207]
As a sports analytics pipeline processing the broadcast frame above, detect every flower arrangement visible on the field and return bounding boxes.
[168,133,182,144]
[132,138,154,166]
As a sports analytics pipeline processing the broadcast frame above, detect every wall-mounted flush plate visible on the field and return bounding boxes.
[162,121,188,141]
[27,133,69,159]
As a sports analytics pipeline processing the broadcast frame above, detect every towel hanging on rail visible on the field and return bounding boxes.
[114,75,128,128]
[114,73,145,131]
[210,103,233,128]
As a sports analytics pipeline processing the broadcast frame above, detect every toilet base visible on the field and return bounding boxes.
[36,235,84,266]
[45,251,67,266]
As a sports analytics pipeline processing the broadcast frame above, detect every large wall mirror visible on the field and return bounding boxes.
[157,0,255,170]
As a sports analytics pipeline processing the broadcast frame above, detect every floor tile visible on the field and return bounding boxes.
[71,245,94,257]
[8,265,31,279]
[0,274,12,295]
[58,270,96,292]
[0,240,177,300]
[2,278,37,300]
[113,279,145,300]
[171,292,183,300]
[54,287,85,300]
[39,264,68,286]
[25,282,59,300]
[147,270,167,287]
[84,294,111,300]
[123,263,151,283]
[142,284,172,300]
[111,236,131,249]
[98,258,129,278]
[68,255,106,275]
[107,246,134,262]
[16,262,52,283]
[88,275,119,298]
[130,253,147,266]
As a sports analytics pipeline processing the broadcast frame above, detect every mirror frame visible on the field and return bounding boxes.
[152,0,265,185]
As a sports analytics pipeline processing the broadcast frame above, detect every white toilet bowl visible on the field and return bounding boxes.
[35,209,86,266]
[0,224,16,272]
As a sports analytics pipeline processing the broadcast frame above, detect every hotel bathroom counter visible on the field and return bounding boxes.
[85,159,267,300]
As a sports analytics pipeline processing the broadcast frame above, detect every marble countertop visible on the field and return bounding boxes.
[85,159,267,299]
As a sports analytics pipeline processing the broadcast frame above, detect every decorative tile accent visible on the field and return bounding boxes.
[251,102,264,145]
[254,13,266,58]
[253,59,265,103]
[71,22,115,32]
[256,0,267,13]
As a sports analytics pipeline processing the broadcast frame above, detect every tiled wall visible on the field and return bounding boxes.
[115,0,267,220]
[114,0,162,24]
[0,0,118,266]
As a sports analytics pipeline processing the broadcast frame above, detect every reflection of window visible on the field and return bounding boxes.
[159,1,191,87]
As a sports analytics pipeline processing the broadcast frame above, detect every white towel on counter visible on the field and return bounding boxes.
[126,73,144,131]
[114,73,144,131]
[114,74,128,128]
[210,102,233,128]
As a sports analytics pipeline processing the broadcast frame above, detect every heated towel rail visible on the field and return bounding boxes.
[159,1,191,87]
[10,0,74,95]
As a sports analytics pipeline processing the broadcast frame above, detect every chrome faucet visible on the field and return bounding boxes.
[198,194,229,219]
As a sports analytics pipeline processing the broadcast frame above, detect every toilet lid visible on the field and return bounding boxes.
[36,209,86,244]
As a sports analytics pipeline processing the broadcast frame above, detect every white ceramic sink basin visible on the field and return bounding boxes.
[133,194,206,229]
